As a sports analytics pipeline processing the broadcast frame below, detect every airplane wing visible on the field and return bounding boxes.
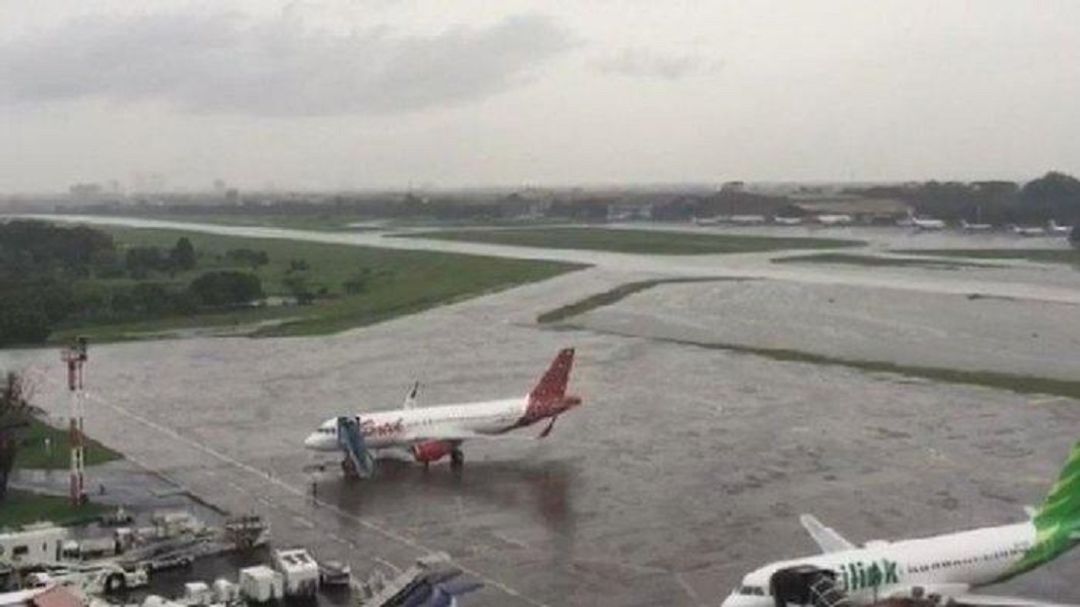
[410,428,536,444]
[403,381,420,409]
[799,514,855,553]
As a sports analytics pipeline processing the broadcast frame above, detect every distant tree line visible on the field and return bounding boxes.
[846,171,1080,225]
[0,221,267,346]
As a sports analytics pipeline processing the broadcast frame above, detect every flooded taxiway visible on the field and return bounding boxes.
[3,219,1080,606]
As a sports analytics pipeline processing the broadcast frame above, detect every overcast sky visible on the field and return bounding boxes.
[2,0,1079,192]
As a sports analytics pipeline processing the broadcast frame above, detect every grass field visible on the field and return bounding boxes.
[543,277,1080,399]
[395,227,864,255]
[773,253,1003,270]
[49,226,583,341]
[894,248,1080,264]
[14,418,122,470]
[102,213,377,231]
[0,489,109,529]
[570,323,1080,401]
[537,278,736,324]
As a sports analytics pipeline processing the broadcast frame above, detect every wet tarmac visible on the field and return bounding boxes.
[3,218,1080,606]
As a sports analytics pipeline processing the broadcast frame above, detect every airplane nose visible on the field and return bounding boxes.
[303,432,324,450]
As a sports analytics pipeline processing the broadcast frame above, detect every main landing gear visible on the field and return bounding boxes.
[450,448,465,469]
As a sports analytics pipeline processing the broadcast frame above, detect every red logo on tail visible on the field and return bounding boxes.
[520,348,580,426]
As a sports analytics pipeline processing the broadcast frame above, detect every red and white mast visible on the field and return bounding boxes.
[60,337,88,506]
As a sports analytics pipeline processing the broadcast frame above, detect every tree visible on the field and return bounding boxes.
[282,274,313,304]
[0,292,52,346]
[188,271,264,307]
[169,237,197,271]
[1022,171,1080,224]
[125,246,166,278]
[225,248,269,270]
[0,371,32,502]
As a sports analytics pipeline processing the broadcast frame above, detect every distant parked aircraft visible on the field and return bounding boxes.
[816,214,853,226]
[729,215,767,225]
[910,216,946,231]
[773,216,804,226]
[304,349,582,478]
[1012,225,1048,237]
[1048,220,1072,236]
[960,220,993,232]
[721,440,1080,607]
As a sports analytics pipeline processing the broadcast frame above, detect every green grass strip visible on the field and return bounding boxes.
[537,278,734,324]
[773,253,1004,269]
[580,328,1080,400]
[894,249,1080,265]
[14,417,122,470]
[0,489,111,529]
[397,227,864,255]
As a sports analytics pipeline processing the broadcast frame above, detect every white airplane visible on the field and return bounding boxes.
[730,215,768,225]
[773,216,804,226]
[911,216,947,231]
[815,214,853,227]
[961,220,993,232]
[722,440,1080,607]
[1012,225,1048,237]
[1048,220,1071,236]
[303,348,582,477]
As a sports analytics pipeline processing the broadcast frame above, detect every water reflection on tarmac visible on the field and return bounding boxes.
[2,218,1080,606]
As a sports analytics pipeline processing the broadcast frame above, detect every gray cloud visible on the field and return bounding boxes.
[593,47,719,80]
[0,10,574,116]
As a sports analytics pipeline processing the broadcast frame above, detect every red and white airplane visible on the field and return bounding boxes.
[303,348,582,477]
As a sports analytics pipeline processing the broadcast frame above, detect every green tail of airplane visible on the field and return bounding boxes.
[1006,440,1080,578]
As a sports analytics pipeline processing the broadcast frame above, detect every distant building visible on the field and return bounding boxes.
[788,195,912,224]
[607,202,653,221]
[68,183,104,199]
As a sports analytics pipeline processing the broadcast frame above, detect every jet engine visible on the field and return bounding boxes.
[412,440,455,463]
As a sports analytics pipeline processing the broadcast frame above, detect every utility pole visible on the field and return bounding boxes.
[61,337,88,506]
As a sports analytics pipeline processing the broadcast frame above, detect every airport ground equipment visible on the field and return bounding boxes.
[359,553,482,606]
[270,548,319,598]
[238,566,283,603]
[336,416,375,478]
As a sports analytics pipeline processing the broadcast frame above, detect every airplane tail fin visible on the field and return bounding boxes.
[529,348,575,405]
[1006,441,1080,577]
[1034,441,1080,531]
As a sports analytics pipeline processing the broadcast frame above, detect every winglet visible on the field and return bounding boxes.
[799,514,855,553]
[529,348,575,405]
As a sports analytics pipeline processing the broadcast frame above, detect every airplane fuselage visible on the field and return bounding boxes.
[722,521,1038,607]
[304,397,527,451]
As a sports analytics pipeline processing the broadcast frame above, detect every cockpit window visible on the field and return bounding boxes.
[738,586,765,596]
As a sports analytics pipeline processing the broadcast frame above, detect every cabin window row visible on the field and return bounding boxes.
[907,548,1024,573]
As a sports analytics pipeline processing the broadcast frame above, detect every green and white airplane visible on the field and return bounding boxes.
[722,441,1080,607]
